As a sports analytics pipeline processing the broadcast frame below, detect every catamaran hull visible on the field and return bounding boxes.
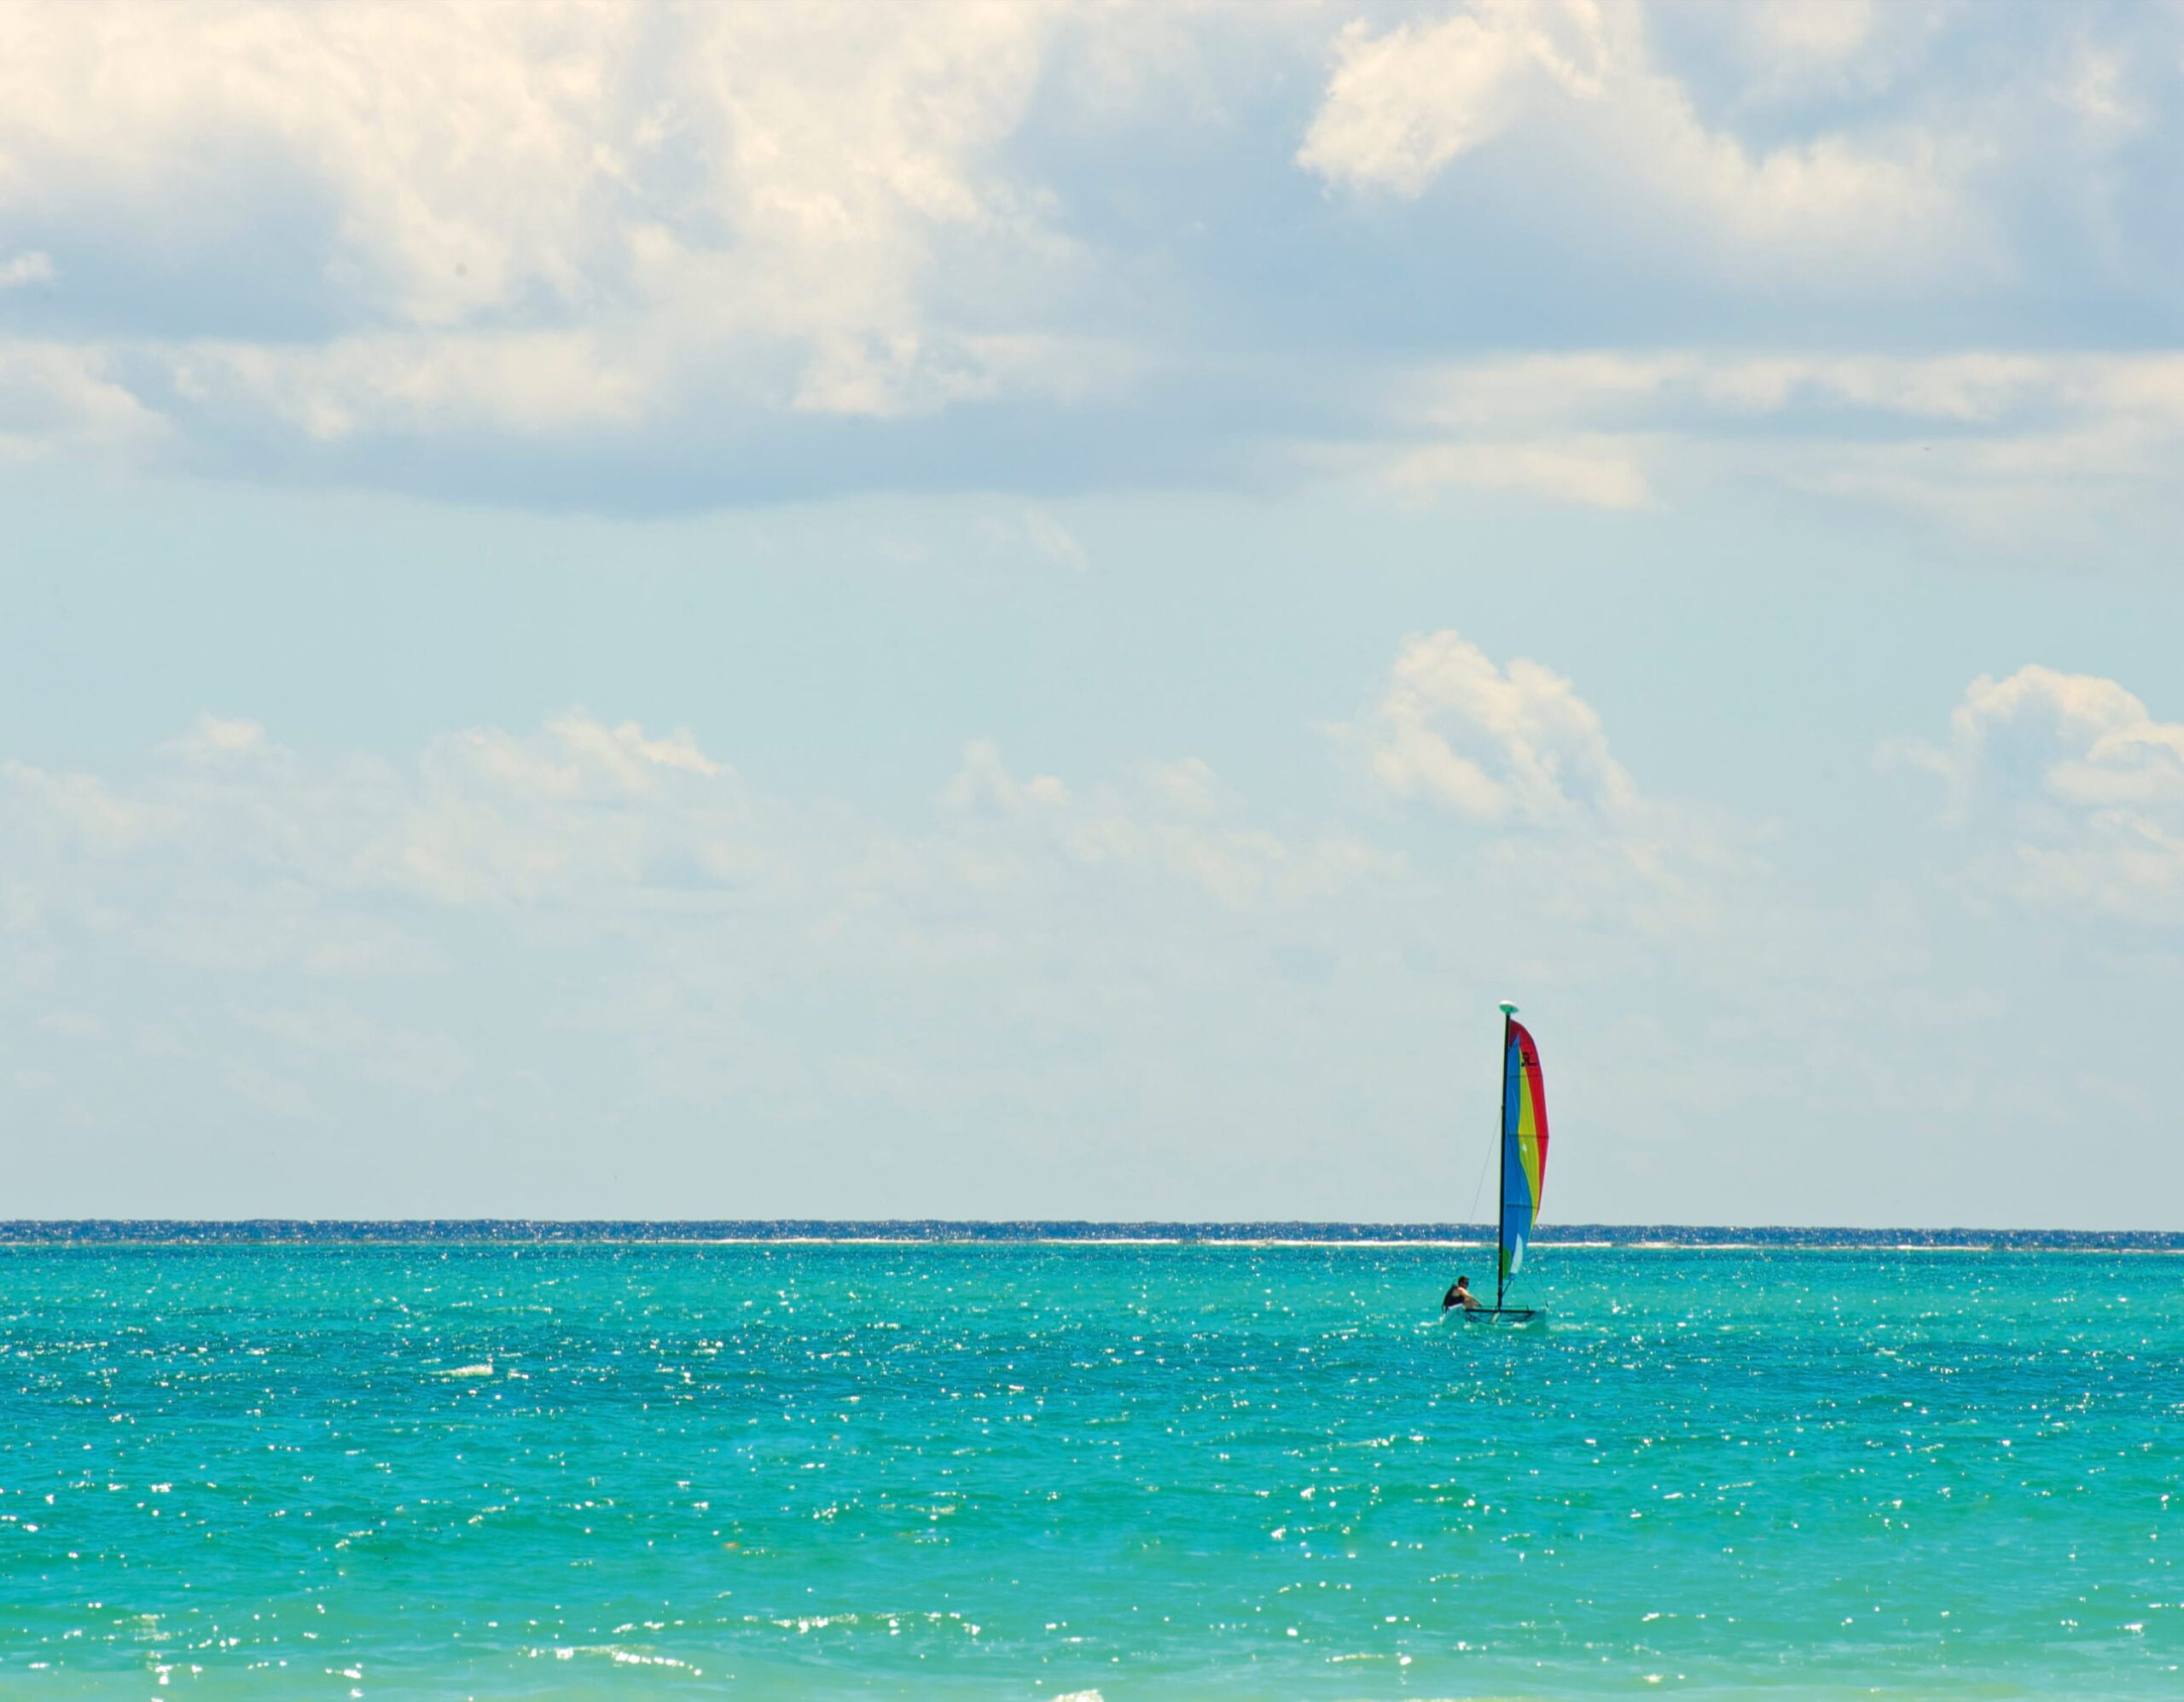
[1445,1306,1543,1325]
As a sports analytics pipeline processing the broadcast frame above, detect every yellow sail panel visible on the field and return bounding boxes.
[1499,1019,1550,1282]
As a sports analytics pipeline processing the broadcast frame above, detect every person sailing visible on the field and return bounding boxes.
[1442,1275,1484,1312]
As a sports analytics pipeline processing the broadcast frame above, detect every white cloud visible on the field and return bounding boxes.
[1696,0,1964,113]
[941,737,1072,816]
[1353,348,2184,529]
[165,714,279,765]
[241,1001,468,1095]
[0,760,177,854]
[0,250,54,289]
[1344,630,1635,825]
[1339,629,1759,937]
[976,505,1090,570]
[3,650,1732,1027]
[1298,2,1609,196]
[0,3,1053,340]
[1381,436,1655,508]
[0,703,1426,1180]
[355,715,743,906]
[168,331,653,441]
[1298,0,1968,271]
[0,2,2175,520]
[1741,0,1878,68]
[0,1,1080,441]
[0,343,166,458]
[15,653,2036,1219]
[1,707,1388,980]
[1408,350,2144,432]
[1900,665,2184,927]
[940,738,1390,909]
[431,713,725,802]
[3,711,759,929]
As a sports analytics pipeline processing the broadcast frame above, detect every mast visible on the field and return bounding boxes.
[1496,999,1517,1310]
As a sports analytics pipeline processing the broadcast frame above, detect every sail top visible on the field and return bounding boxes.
[1498,1018,1550,1288]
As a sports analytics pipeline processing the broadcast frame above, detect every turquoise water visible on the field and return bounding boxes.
[1,1241,2178,1698]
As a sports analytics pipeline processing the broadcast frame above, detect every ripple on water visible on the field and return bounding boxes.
[0,1243,2177,1696]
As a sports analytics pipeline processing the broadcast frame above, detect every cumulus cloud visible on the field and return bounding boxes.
[1337,630,1758,938]
[1287,6,2184,535]
[2,710,761,933]
[1898,665,2184,927]
[0,706,1394,982]
[1344,630,1635,826]
[0,3,1058,351]
[1298,0,1966,270]
[1298,2,1612,197]
[0,642,1729,1077]
[0,699,1429,1190]
[0,0,1087,465]
[0,761,177,855]
[0,2,2172,520]
[20,644,2030,1216]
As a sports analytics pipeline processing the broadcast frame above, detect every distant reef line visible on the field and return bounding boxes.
[0,1222,2175,1249]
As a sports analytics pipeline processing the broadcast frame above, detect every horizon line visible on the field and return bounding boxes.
[0,1218,2176,1247]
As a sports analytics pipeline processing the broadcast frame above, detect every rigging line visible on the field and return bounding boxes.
[1466,1141,1492,1230]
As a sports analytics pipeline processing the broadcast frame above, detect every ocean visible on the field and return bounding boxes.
[1,1230,2177,1697]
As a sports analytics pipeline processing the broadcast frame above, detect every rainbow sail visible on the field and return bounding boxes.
[1498,1018,1550,1292]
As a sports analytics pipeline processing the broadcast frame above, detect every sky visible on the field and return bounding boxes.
[3,0,2182,1226]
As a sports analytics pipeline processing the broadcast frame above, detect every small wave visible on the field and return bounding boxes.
[533,1645,701,1674]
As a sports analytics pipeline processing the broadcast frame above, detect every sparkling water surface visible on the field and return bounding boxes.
[1,1240,2179,1698]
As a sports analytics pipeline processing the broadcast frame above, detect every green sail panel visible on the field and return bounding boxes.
[1499,1019,1550,1288]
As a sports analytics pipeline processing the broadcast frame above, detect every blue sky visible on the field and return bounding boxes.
[3,1,2181,1225]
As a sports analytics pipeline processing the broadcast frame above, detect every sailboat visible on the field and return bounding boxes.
[1451,999,1551,1323]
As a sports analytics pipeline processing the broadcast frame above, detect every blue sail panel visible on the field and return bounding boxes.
[1498,1020,1549,1290]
